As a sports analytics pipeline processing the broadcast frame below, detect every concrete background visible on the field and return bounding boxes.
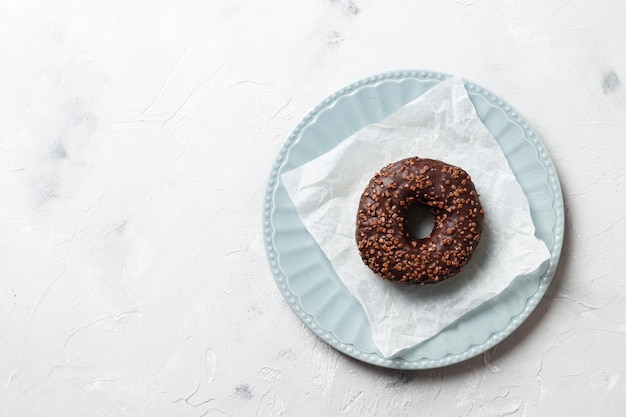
[1,0,625,415]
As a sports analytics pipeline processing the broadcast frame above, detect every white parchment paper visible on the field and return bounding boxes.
[282,77,551,357]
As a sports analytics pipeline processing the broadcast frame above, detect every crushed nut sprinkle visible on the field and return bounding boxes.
[355,157,484,285]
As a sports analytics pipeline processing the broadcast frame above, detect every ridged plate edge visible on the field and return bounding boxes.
[262,70,564,369]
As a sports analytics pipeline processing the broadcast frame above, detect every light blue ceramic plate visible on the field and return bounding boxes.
[263,70,564,369]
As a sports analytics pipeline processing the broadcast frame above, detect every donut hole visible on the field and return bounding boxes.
[406,204,435,239]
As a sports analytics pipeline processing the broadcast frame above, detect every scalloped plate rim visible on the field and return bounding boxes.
[263,69,564,370]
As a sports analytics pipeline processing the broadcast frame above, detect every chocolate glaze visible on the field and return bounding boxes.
[356,157,484,284]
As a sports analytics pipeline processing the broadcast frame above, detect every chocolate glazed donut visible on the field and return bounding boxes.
[356,157,484,284]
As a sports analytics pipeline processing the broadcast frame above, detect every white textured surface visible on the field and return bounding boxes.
[0,0,625,416]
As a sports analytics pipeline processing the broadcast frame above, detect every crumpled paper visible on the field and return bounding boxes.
[281,77,551,357]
